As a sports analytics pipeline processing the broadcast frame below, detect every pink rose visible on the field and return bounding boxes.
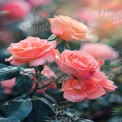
[81,43,118,60]
[6,36,57,66]
[27,0,50,7]
[62,71,117,102]
[48,15,88,41]
[76,8,93,23]
[0,78,16,94]
[1,0,31,20]
[55,49,104,79]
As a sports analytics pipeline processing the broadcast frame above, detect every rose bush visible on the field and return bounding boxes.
[81,43,118,60]
[0,0,121,119]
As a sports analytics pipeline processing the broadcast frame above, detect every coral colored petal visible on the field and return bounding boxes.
[48,18,64,35]
[63,89,85,102]
[29,52,55,66]
[11,60,25,65]
[97,59,104,67]
[101,80,117,92]
[62,77,78,91]
[87,86,106,99]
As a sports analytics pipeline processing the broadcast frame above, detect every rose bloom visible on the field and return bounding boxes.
[76,8,93,23]
[55,49,104,79]
[27,0,50,7]
[62,71,117,102]
[81,43,118,60]
[6,36,57,66]
[48,15,88,41]
[1,0,31,20]
[0,78,16,94]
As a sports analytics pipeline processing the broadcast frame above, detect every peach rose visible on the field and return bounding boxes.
[6,36,57,66]
[81,43,118,60]
[0,78,16,94]
[48,15,88,41]
[27,0,49,7]
[62,71,117,102]
[55,49,104,79]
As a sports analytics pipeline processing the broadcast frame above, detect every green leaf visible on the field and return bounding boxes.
[0,63,7,69]
[0,66,20,80]
[46,89,65,102]
[108,117,122,122]
[4,99,32,121]
[24,98,55,122]
[48,34,57,41]
[13,74,33,96]
[0,87,9,102]
[0,117,20,122]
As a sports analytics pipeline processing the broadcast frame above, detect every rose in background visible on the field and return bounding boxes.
[1,0,31,20]
[0,78,15,94]
[75,0,122,39]
[27,0,50,7]
[0,30,13,47]
[41,65,57,79]
[75,8,93,23]
[6,36,57,66]
[80,43,118,60]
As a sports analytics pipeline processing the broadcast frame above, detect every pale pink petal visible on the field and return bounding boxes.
[29,51,55,66]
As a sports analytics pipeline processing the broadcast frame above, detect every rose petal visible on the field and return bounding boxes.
[64,89,86,102]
